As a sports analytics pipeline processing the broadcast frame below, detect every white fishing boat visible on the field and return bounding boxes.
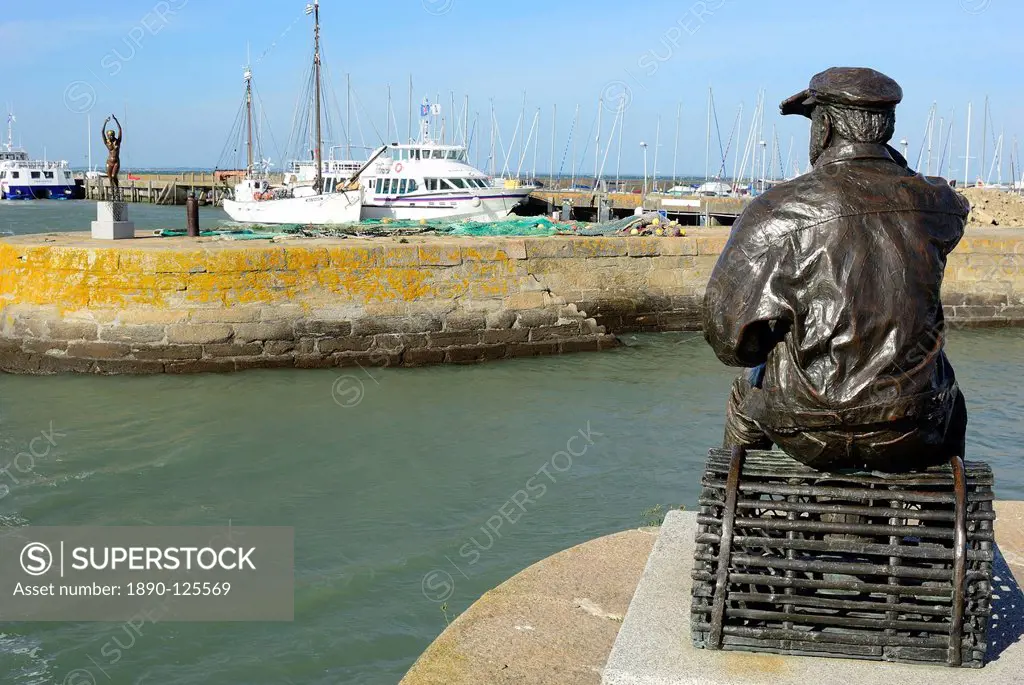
[0,112,77,200]
[222,1,363,225]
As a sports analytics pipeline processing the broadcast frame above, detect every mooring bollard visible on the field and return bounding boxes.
[186,192,200,237]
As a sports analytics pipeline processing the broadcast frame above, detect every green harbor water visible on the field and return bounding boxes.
[0,203,1022,684]
[0,199,230,237]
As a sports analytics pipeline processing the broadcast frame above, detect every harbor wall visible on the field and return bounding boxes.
[0,229,1021,374]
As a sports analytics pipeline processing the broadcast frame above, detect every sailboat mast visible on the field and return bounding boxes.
[87,114,92,173]
[245,66,254,177]
[346,73,352,159]
[549,103,556,187]
[964,101,972,186]
[312,0,323,192]
[980,95,988,178]
[705,88,712,182]
[672,101,681,184]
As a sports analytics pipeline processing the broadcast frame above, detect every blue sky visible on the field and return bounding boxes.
[6,0,1022,181]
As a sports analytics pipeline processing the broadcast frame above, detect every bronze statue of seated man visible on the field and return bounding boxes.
[703,67,969,472]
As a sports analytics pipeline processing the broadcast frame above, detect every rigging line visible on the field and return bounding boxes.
[774,127,784,180]
[716,104,742,180]
[574,110,598,180]
[556,108,578,179]
[937,119,953,176]
[318,59,349,152]
[215,96,248,169]
[711,94,725,178]
[253,86,284,168]
[253,9,307,66]
[350,86,385,147]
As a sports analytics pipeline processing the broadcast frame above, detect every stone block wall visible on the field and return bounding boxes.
[0,236,615,374]
[0,228,1020,375]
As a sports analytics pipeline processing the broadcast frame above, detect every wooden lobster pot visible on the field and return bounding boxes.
[691,448,995,667]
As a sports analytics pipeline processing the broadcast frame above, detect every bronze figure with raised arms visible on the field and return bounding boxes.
[102,114,123,191]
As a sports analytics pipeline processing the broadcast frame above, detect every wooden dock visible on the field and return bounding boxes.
[83,172,284,206]
[525,189,750,225]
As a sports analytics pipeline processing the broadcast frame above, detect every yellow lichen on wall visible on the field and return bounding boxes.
[0,241,524,313]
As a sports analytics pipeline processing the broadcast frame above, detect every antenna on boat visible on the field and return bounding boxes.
[5,107,14,153]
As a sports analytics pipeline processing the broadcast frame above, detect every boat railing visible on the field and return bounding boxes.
[1,159,70,170]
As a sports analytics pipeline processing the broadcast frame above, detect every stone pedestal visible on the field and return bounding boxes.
[91,201,135,240]
[602,509,1024,685]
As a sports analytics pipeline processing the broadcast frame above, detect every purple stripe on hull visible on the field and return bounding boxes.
[370,193,529,203]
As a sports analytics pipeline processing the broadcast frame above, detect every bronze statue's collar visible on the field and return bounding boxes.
[814,142,895,169]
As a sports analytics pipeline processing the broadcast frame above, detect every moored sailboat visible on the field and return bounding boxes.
[222,1,362,225]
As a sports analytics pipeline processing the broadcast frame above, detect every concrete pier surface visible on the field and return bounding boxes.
[400,501,1024,685]
[0,227,1021,374]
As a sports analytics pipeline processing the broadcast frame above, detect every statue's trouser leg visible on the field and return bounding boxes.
[723,371,773,450]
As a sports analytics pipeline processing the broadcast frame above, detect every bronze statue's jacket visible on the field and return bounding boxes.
[703,142,969,451]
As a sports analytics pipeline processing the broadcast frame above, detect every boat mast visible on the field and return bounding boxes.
[672,101,681,185]
[87,114,92,173]
[594,97,602,184]
[346,73,352,159]
[245,65,254,178]
[964,101,972,186]
[549,104,556,188]
[652,115,660,192]
[705,88,712,182]
[312,0,323,193]
[980,95,988,179]
[615,99,624,188]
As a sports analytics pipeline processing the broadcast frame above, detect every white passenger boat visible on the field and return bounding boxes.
[290,138,533,222]
[0,113,77,200]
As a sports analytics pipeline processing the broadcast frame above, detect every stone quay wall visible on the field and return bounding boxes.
[0,228,1020,374]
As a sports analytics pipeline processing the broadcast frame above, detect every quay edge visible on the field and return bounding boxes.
[0,229,1021,375]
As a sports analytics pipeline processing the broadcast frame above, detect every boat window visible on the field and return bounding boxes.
[447,150,458,160]
[0,172,5,179]
[448,178,466,188]
[398,179,407,194]
[431,149,444,159]
[31,171,40,179]
[375,178,382,193]
[459,151,467,161]
[407,179,418,192]
[11,172,18,179]
[44,171,54,179]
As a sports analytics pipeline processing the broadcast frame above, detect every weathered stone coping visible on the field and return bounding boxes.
[400,501,1024,684]
[0,227,1020,374]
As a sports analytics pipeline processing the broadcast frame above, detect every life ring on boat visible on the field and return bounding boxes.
[394,162,404,173]
[261,192,274,201]
[253,192,262,201]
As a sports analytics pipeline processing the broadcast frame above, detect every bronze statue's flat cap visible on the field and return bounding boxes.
[780,67,903,117]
